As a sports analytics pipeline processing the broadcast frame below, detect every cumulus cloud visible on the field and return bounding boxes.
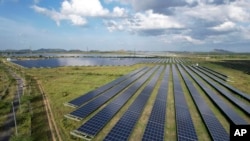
[105,10,184,35]
[128,0,188,12]
[112,7,127,17]
[31,0,250,48]
[211,21,236,32]
[61,0,109,17]
[32,0,127,26]
[31,5,66,26]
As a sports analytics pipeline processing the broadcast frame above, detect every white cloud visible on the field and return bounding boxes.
[212,21,236,31]
[132,10,184,30]
[32,0,127,26]
[163,34,204,44]
[106,10,184,35]
[61,0,109,17]
[105,20,124,32]
[31,5,65,26]
[180,1,250,23]
[68,14,87,25]
[112,7,127,17]
[30,0,250,48]
[227,4,250,22]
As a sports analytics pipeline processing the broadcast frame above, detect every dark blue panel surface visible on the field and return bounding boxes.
[184,65,247,125]
[178,64,229,141]
[172,65,198,141]
[103,66,163,140]
[74,66,159,138]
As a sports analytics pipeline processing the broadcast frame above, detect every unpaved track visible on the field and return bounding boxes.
[37,80,62,141]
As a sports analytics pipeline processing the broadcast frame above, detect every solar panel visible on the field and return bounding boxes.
[190,66,250,116]
[198,66,227,81]
[176,106,198,141]
[202,115,229,141]
[177,65,229,141]
[196,66,250,102]
[103,66,164,140]
[77,103,121,136]
[142,121,164,141]
[72,66,159,139]
[67,67,147,107]
[67,67,150,119]
[183,65,247,125]
[172,65,198,141]
[12,58,147,68]
[201,66,228,78]
[104,111,138,141]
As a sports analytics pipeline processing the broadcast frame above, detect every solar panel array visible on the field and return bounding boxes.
[172,65,198,141]
[66,67,150,120]
[12,57,191,68]
[104,66,164,141]
[12,58,144,68]
[73,66,159,138]
[198,66,228,81]
[177,64,229,141]
[66,67,147,107]
[142,65,170,141]
[190,66,250,116]
[63,63,249,140]
[183,65,247,125]
[196,66,250,102]
[201,66,228,79]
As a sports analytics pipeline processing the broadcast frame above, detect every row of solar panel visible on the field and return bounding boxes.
[201,66,228,78]
[172,65,198,141]
[183,65,247,125]
[66,67,147,107]
[69,64,248,140]
[177,64,229,141]
[190,66,250,116]
[74,66,160,139]
[141,58,188,64]
[198,66,228,81]
[142,65,170,141]
[66,67,151,120]
[104,66,164,140]
[196,66,250,102]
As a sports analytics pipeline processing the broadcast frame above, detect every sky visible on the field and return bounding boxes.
[0,0,250,52]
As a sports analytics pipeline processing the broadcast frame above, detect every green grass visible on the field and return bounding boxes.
[2,56,250,141]
[165,65,176,141]
[0,63,16,131]
[0,60,51,141]
[25,65,146,140]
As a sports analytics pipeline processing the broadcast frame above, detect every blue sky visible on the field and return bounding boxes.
[0,0,250,52]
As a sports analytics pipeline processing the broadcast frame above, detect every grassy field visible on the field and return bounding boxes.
[25,64,148,140]
[0,63,16,131]
[2,55,250,141]
[0,59,52,141]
